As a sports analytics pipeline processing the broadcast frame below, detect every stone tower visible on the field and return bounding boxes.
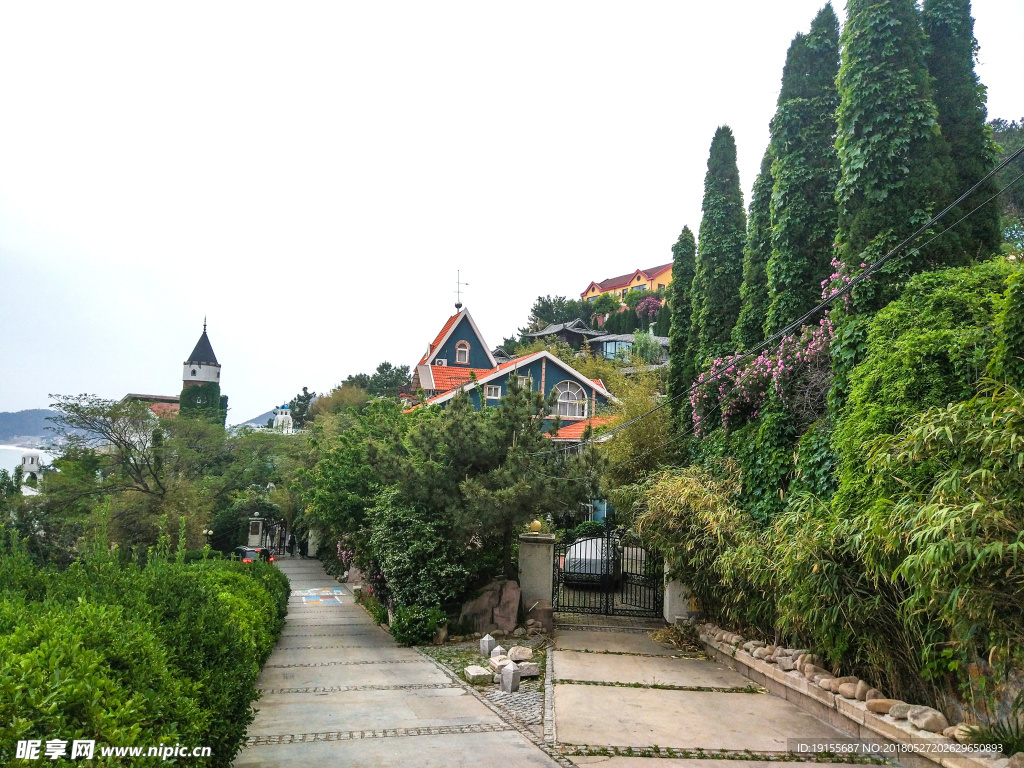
[183,318,221,389]
[179,320,228,423]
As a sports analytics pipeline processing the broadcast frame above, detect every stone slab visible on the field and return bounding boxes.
[553,630,679,656]
[554,685,841,751]
[553,651,751,688]
[571,760,795,768]
[233,728,559,767]
[257,659,449,690]
[262,645,420,666]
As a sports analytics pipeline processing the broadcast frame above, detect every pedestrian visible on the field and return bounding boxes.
[287,532,296,557]
[299,537,308,559]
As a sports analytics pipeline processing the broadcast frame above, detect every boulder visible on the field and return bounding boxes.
[764,654,778,664]
[513,627,526,637]
[752,648,769,660]
[837,682,859,699]
[479,634,496,657]
[525,619,538,628]
[1005,753,1024,768]
[855,680,870,701]
[889,703,914,719]
[517,661,540,677]
[865,689,884,701]
[508,646,533,662]
[744,641,766,653]
[778,657,796,672]
[817,676,834,689]
[803,664,824,680]
[908,706,949,733]
[943,725,974,744]
[492,630,506,639]
[866,699,903,714]
[459,580,521,634]
[464,665,492,684]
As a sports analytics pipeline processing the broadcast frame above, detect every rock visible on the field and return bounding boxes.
[765,654,778,664]
[1005,752,1024,768]
[527,628,539,636]
[908,706,949,733]
[459,580,521,634]
[479,634,496,657]
[500,662,521,693]
[855,680,870,701]
[513,627,526,637]
[867,699,903,714]
[517,661,540,677]
[804,664,824,680]
[752,648,769,660]
[765,645,776,655]
[889,703,914,719]
[493,673,501,683]
[817,676,834,689]
[838,682,859,699]
[778,657,796,672]
[491,645,507,659]
[526,619,538,627]
[744,641,766,652]
[464,665,491,684]
[433,624,448,645]
[473,633,482,639]
[508,646,533,662]
[492,630,506,638]
[865,689,884,701]
[833,675,858,687]
[776,648,793,657]
[488,655,511,673]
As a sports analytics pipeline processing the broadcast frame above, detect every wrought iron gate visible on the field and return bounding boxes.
[552,529,664,617]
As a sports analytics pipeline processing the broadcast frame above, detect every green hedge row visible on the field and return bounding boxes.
[0,534,289,767]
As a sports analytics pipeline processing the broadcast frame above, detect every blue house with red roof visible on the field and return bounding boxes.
[410,307,615,440]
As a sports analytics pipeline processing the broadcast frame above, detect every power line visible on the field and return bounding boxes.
[530,145,1024,458]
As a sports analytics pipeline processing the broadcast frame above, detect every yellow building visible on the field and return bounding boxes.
[580,262,673,302]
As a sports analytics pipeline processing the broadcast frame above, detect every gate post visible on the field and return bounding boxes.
[663,567,696,624]
[518,533,555,632]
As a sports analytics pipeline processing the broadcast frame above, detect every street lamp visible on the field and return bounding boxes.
[203,528,214,547]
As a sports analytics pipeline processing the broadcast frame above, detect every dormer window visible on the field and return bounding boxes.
[455,341,470,364]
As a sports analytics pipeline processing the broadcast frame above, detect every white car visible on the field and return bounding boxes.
[563,536,622,586]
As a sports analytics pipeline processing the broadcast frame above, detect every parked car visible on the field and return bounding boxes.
[232,546,274,563]
[563,536,621,587]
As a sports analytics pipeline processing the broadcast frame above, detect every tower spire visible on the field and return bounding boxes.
[203,315,207,333]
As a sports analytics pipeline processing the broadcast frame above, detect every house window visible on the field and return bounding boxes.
[485,385,501,399]
[552,381,587,418]
[455,341,470,364]
[191,369,197,376]
[516,376,532,390]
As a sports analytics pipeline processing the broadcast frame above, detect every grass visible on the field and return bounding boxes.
[418,640,548,688]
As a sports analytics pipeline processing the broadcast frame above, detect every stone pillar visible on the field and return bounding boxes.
[518,533,555,631]
[664,569,695,624]
[247,517,264,548]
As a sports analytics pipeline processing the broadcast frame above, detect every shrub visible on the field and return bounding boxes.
[390,605,446,646]
[357,590,388,625]
[573,521,605,540]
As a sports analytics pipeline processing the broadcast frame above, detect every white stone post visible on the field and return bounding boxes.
[247,517,264,548]
[518,533,555,631]
[664,568,694,624]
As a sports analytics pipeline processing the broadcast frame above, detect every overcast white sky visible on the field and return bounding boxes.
[1,1,1021,423]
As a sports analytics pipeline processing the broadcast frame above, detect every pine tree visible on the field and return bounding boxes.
[764,5,841,336]
[667,226,697,417]
[697,126,747,362]
[922,0,1000,259]
[733,148,774,350]
[835,0,959,314]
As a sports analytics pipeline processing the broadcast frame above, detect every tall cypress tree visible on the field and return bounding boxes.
[764,5,841,336]
[835,0,959,313]
[667,226,697,417]
[733,148,774,350]
[922,0,1000,259]
[697,126,747,362]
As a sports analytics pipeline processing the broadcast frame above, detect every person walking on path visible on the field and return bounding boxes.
[299,537,308,559]
[287,532,296,557]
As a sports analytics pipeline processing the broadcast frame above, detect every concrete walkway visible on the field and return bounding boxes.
[233,557,561,767]
[551,627,843,761]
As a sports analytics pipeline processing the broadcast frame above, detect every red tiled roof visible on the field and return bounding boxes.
[644,262,672,279]
[548,416,615,441]
[590,378,605,389]
[430,366,493,391]
[418,311,462,365]
[584,262,673,296]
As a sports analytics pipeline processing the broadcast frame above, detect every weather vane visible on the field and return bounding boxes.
[454,270,469,310]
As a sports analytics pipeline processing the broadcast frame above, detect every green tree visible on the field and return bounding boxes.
[667,226,697,415]
[764,5,841,336]
[988,117,1023,249]
[367,362,411,398]
[590,292,622,317]
[697,126,747,362]
[521,295,591,334]
[834,0,960,314]
[288,387,316,428]
[733,147,775,349]
[923,0,1000,260]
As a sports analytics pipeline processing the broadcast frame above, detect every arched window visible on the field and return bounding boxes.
[455,341,470,364]
[191,369,197,377]
[552,381,587,418]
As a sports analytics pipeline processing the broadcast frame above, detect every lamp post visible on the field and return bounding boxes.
[203,528,214,548]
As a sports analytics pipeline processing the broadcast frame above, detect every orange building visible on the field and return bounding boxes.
[580,262,673,302]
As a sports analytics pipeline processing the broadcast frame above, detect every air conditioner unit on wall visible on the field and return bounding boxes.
[435,359,447,366]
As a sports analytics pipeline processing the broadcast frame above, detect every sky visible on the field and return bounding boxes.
[1,1,1021,424]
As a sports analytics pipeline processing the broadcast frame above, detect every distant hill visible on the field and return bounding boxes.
[235,409,275,428]
[0,409,58,445]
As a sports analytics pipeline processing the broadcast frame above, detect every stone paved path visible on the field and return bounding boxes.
[233,557,561,767]
[551,627,844,763]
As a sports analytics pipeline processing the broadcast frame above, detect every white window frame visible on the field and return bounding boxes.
[485,385,501,400]
[516,375,532,390]
[455,341,470,364]
[552,380,588,418]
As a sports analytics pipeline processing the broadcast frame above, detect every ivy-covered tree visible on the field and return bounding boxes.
[179,381,227,425]
[696,126,747,362]
[667,226,697,416]
[834,0,960,314]
[733,148,774,349]
[922,0,1000,259]
[764,4,841,336]
[288,386,316,428]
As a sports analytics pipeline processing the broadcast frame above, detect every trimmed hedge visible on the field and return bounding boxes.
[0,536,289,767]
